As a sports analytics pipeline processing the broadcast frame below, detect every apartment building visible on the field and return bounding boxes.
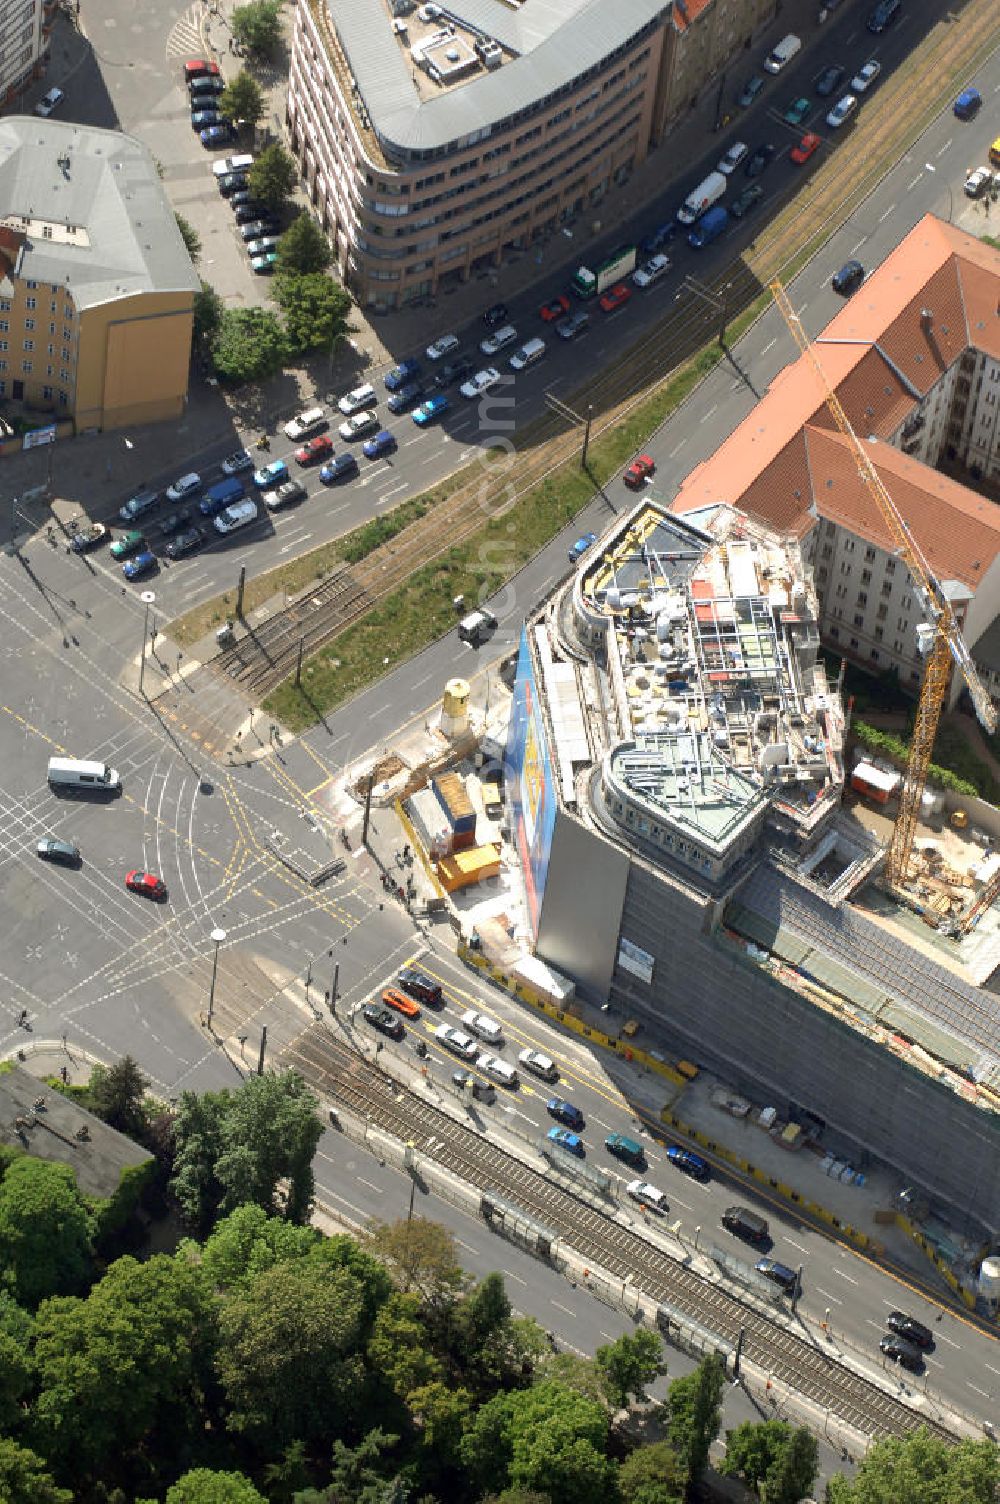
[0,0,52,109]
[0,118,199,430]
[662,0,775,121]
[671,215,1000,701]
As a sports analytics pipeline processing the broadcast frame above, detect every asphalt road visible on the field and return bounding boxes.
[47,0,966,627]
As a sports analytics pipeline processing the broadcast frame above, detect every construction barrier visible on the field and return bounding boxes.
[895,1213,978,1311]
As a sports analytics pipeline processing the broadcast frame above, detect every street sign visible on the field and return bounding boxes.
[23,423,57,450]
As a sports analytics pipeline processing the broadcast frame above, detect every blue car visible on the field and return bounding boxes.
[568,531,597,562]
[386,381,423,415]
[546,1098,585,1130]
[384,357,422,392]
[200,123,235,147]
[666,1145,710,1180]
[362,429,397,460]
[641,221,676,255]
[319,453,359,484]
[954,87,981,120]
[123,549,156,581]
[547,1126,584,1157]
[191,109,222,130]
[413,394,449,426]
[253,459,288,489]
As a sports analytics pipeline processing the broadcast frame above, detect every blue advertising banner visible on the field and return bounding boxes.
[507,628,558,938]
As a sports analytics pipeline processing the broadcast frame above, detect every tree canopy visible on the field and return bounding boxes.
[723,1419,818,1504]
[277,271,351,355]
[826,1429,1000,1504]
[247,142,298,212]
[209,306,288,385]
[666,1353,725,1492]
[218,71,264,131]
[231,0,283,57]
[88,1054,150,1139]
[0,1157,93,1307]
[276,213,332,275]
[595,1328,662,1410]
[166,1469,266,1503]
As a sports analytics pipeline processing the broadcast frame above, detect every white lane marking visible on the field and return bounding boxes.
[705,403,717,418]
[504,1270,527,1285]
[367,703,389,720]
[784,1236,809,1254]
[832,1266,858,1284]
[985,1363,1000,1377]
[878,205,895,223]
[850,239,866,256]
[967,1382,990,1398]
[906,174,922,191]
[761,338,776,354]
[935,139,952,158]
[669,440,686,457]
[551,1299,576,1317]
[935,1332,960,1349]
[814,1286,843,1305]
[356,1176,383,1193]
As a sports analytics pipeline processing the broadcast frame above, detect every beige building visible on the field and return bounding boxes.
[663,0,776,121]
[671,216,1000,704]
[287,0,775,310]
[0,118,198,431]
[0,0,54,108]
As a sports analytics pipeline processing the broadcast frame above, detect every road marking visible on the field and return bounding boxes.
[669,440,686,458]
[878,205,895,223]
[849,239,866,256]
[814,1286,843,1305]
[356,1176,382,1193]
[985,1363,1000,1377]
[832,1267,858,1284]
[551,1299,576,1317]
[866,1318,885,1331]
[924,1355,943,1367]
[967,1382,990,1398]
[504,1270,527,1285]
[934,1332,960,1349]
[279,535,311,554]
[784,1236,809,1254]
[906,174,922,191]
[705,403,717,418]
[455,1237,480,1255]
[367,703,389,720]
[935,139,952,158]
[761,338,776,354]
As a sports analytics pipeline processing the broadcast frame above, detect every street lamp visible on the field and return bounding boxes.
[924,162,953,224]
[206,927,227,1032]
[139,591,156,696]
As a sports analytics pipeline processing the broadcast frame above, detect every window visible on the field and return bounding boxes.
[0,341,7,352]
[61,348,70,362]
[47,344,53,355]
[49,302,56,314]
[48,323,55,335]
[861,569,872,585]
[25,297,36,310]
[25,280,37,290]
[0,300,9,313]
[874,626,883,641]
[856,591,867,607]
[0,362,7,373]
[864,546,876,562]
[59,369,70,381]
[21,360,31,373]
[42,385,52,400]
[24,318,34,331]
[58,390,68,407]
[850,637,859,650]
[881,581,892,598]
[22,339,33,351]
[829,625,840,640]
[0,322,8,333]
[854,613,865,628]
[45,365,52,377]
[877,604,888,621]
[870,649,880,662]
[62,327,72,342]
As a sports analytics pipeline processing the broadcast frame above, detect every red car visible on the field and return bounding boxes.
[624,454,656,489]
[790,132,821,164]
[125,870,167,900]
[539,294,571,323]
[295,435,335,466]
[599,283,632,313]
[183,59,220,82]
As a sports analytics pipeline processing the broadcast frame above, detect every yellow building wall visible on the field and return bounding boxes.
[76,291,193,431]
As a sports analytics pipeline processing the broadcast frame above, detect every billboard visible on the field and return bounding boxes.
[507,628,558,938]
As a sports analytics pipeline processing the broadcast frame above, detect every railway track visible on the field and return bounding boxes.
[284,1023,954,1444]
[219,0,997,706]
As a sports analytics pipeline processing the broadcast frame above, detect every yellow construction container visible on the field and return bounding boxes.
[435,843,501,892]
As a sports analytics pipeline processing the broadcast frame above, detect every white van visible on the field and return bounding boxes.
[763,33,801,73]
[214,498,259,535]
[509,337,546,372]
[47,757,120,791]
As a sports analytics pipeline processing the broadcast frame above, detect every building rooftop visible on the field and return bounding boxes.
[0,118,199,312]
[0,1063,152,1201]
[572,502,843,857]
[327,0,666,155]
[672,216,1000,583]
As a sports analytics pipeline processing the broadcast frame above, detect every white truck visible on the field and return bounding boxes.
[675,169,727,226]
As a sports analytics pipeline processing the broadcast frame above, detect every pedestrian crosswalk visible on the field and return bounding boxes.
[165,2,207,62]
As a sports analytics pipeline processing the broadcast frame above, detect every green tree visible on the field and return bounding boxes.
[764,1426,818,1504]
[170,1071,321,1228]
[408,1378,474,1476]
[194,280,225,346]
[166,1470,266,1503]
[461,1380,611,1504]
[296,1428,402,1504]
[541,1350,609,1407]
[666,1354,725,1495]
[175,213,201,264]
[367,1290,442,1400]
[216,1257,365,1448]
[194,1202,321,1291]
[276,271,351,354]
[248,141,297,212]
[30,1254,217,1486]
[209,305,288,385]
[617,1441,685,1504]
[89,1054,150,1139]
[0,1325,33,1432]
[0,1439,73,1504]
[365,1216,467,1314]
[595,1327,663,1409]
[276,213,332,275]
[231,0,283,57]
[826,1429,1000,1504]
[0,1157,93,1307]
[218,70,264,131]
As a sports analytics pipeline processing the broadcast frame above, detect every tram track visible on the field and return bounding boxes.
[207,0,997,704]
[284,1022,955,1444]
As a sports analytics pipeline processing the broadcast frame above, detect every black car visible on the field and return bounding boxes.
[641,221,677,255]
[218,171,249,197]
[230,188,256,209]
[397,966,442,1005]
[880,1333,923,1371]
[867,0,901,32]
[240,219,278,242]
[482,302,508,328]
[165,526,205,560]
[737,75,765,109]
[815,65,845,99]
[159,508,191,537]
[886,1311,934,1349]
[832,259,865,295]
[745,144,775,178]
[37,837,81,866]
[234,201,269,224]
[188,75,224,96]
[433,357,474,391]
[363,1003,404,1039]
[452,1069,496,1103]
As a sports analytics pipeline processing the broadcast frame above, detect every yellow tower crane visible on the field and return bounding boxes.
[770,277,997,888]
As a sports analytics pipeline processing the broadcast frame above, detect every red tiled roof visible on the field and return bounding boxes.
[672,214,1000,586]
[671,0,714,32]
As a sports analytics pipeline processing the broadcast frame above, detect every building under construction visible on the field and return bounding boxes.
[505,497,1000,1235]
